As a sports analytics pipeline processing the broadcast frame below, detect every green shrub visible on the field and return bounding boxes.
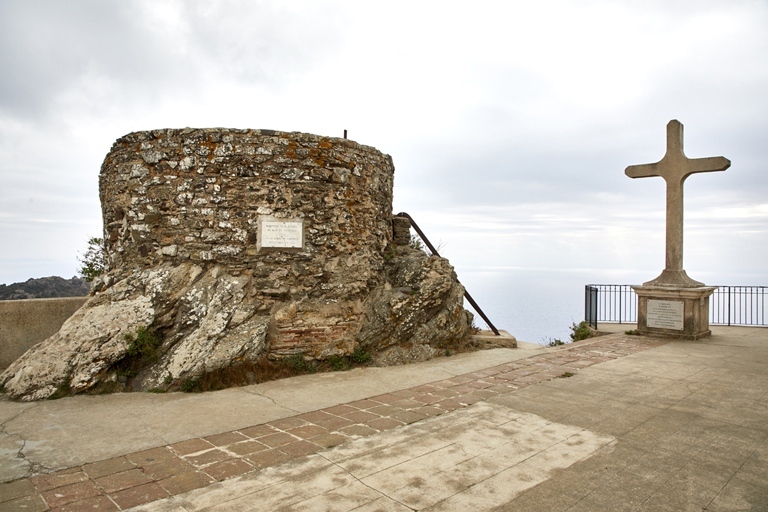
[125,326,162,362]
[111,326,163,387]
[285,354,316,373]
[78,237,107,282]
[48,376,73,400]
[181,376,202,393]
[569,321,591,342]
[545,337,565,347]
[409,234,425,251]
[328,355,350,371]
[351,346,371,364]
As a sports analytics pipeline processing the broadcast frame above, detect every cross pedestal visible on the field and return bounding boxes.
[625,120,730,340]
[632,285,716,340]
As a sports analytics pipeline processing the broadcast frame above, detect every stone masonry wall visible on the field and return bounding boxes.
[99,128,395,313]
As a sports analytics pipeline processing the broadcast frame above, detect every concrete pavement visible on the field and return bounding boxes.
[1,326,767,511]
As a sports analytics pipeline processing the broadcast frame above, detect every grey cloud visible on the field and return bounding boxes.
[0,0,345,121]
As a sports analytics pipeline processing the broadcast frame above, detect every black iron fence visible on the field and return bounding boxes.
[584,285,637,329]
[710,286,767,326]
[585,284,767,329]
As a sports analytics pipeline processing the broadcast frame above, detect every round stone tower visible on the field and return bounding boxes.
[99,128,395,305]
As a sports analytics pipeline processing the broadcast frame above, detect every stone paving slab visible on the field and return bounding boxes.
[0,334,665,511]
[131,403,615,512]
[0,346,546,482]
[3,327,768,510]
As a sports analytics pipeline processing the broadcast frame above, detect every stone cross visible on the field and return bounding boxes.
[625,120,730,287]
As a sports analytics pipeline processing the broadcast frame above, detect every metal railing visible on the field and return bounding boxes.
[397,212,500,335]
[710,286,766,326]
[584,285,638,330]
[585,284,767,327]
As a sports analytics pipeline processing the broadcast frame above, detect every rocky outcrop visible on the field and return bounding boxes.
[359,247,473,366]
[0,248,471,401]
[0,129,474,401]
[0,263,268,400]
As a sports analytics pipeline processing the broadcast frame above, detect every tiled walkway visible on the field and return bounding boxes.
[0,334,667,512]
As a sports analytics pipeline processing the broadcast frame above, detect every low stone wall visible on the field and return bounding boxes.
[0,297,87,370]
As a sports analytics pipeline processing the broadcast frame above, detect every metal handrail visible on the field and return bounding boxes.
[396,212,500,335]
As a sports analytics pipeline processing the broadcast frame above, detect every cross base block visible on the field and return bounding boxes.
[632,285,716,340]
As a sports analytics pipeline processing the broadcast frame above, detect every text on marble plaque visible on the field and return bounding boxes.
[647,299,684,330]
[257,216,304,251]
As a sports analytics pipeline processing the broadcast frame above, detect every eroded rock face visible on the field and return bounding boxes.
[0,248,471,401]
[358,248,473,366]
[0,263,271,400]
[0,129,473,401]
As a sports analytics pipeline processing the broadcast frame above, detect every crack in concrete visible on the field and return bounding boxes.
[241,388,302,415]
[703,433,768,511]
[0,403,40,480]
[0,400,38,428]
[321,452,417,511]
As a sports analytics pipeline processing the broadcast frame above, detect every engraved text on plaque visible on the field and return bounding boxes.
[257,216,304,252]
[647,300,684,330]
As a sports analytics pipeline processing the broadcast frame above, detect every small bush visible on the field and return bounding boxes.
[569,321,591,342]
[409,234,425,252]
[181,376,202,393]
[545,338,565,347]
[351,346,371,364]
[78,237,107,282]
[285,354,316,373]
[328,355,351,371]
[108,326,163,388]
[125,326,162,362]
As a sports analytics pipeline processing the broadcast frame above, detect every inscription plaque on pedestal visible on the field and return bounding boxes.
[647,299,684,330]
[257,216,304,252]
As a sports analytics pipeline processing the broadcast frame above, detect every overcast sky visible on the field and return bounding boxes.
[1,0,766,289]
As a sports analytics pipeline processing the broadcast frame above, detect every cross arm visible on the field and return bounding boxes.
[685,156,731,178]
[625,155,730,180]
[625,162,661,179]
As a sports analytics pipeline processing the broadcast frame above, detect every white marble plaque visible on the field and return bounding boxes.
[647,299,684,330]
[258,217,303,250]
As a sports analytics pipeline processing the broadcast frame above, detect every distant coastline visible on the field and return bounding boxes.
[0,276,90,300]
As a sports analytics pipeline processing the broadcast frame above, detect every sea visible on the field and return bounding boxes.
[457,268,606,346]
[456,267,767,346]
